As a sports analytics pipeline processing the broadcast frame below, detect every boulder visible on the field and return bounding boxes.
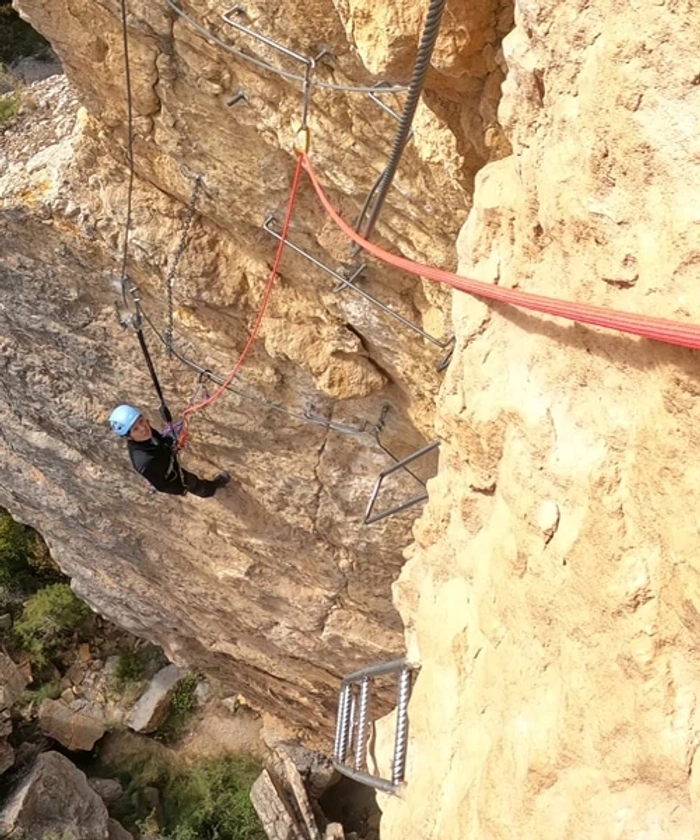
[251,769,305,840]
[108,818,134,840]
[274,742,339,800]
[126,664,187,733]
[276,751,322,840]
[89,776,124,804]
[0,654,27,777]
[0,653,28,708]
[39,698,106,750]
[325,825,345,840]
[0,613,12,631]
[0,751,110,839]
[0,739,14,775]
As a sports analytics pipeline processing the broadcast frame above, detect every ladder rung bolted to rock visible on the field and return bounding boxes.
[364,440,440,525]
[332,658,417,792]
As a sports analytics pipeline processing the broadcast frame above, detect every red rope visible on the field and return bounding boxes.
[178,153,305,443]
[301,152,700,352]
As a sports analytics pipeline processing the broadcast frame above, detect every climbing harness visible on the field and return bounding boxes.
[165,174,204,356]
[333,658,417,792]
[301,153,700,352]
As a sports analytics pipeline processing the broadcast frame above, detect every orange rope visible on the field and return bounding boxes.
[301,152,700,352]
[178,153,305,444]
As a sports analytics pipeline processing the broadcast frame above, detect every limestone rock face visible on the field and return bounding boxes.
[6,0,698,833]
[0,0,497,736]
[376,0,700,837]
[0,75,442,737]
[0,751,110,840]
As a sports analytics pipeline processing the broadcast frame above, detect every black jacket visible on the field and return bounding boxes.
[127,429,185,495]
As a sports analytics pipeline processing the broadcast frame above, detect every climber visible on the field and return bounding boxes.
[109,404,230,498]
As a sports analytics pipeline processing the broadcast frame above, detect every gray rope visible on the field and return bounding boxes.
[118,0,135,301]
[164,0,409,94]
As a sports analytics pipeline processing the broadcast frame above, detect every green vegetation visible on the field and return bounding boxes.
[22,680,62,704]
[0,1,51,66]
[0,87,20,124]
[112,644,167,690]
[154,673,200,743]
[0,508,61,598]
[165,757,265,840]
[109,753,265,840]
[13,583,92,665]
[115,650,147,684]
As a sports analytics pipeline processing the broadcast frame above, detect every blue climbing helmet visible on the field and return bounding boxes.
[109,404,141,436]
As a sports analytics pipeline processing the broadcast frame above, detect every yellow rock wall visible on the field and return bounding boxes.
[378,0,700,836]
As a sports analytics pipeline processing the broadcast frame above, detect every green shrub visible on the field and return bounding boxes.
[99,751,265,840]
[0,508,62,595]
[22,680,62,705]
[154,673,200,743]
[114,650,146,684]
[13,583,91,665]
[0,89,19,123]
[166,757,265,840]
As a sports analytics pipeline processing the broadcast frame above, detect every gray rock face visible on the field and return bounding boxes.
[0,654,28,709]
[0,751,110,839]
[89,777,124,805]
[38,698,106,750]
[274,742,339,800]
[0,740,14,775]
[0,46,431,735]
[126,664,187,733]
[0,654,27,776]
[250,769,305,840]
[107,818,134,840]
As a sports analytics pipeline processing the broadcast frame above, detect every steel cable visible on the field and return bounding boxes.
[164,0,409,94]
[355,0,446,242]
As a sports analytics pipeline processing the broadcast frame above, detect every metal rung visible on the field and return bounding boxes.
[332,658,418,792]
[366,82,413,140]
[263,216,451,349]
[364,440,440,525]
[222,6,330,67]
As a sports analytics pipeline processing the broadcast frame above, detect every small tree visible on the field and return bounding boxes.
[13,583,91,665]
